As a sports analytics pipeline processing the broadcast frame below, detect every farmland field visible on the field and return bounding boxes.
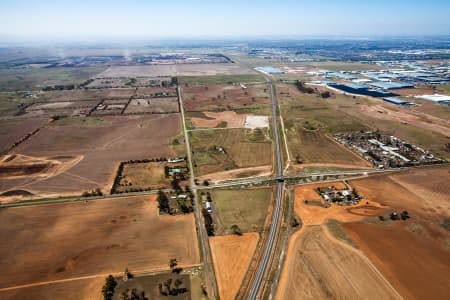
[124,97,179,114]
[189,128,272,176]
[0,117,50,153]
[97,64,255,78]
[209,233,259,300]
[345,221,450,300]
[0,114,183,200]
[349,166,450,221]
[115,161,187,193]
[0,67,106,92]
[210,188,273,234]
[181,83,270,112]
[276,226,400,300]
[0,195,200,296]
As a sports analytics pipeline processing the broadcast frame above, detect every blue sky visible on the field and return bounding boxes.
[1,0,449,39]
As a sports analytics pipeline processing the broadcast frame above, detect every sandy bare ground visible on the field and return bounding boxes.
[191,111,247,128]
[359,104,450,137]
[0,195,200,291]
[209,233,259,300]
[345,221,450,300]
[197,165,272,183]
[293,182,388,226]
[276,226,401,300]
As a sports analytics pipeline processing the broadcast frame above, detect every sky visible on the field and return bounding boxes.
[1,0,450,40]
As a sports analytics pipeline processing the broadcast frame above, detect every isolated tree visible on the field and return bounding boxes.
[231,224,243,236]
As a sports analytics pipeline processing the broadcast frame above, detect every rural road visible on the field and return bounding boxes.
[177,86,219,300]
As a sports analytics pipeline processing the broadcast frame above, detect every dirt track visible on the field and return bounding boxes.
[209,233,259,300]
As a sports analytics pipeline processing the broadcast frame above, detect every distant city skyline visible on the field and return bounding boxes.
[1,0,450,40]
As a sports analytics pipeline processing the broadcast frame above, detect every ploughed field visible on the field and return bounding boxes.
[0,195,200,297]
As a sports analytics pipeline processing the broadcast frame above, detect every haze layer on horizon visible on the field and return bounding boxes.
[1,0,450,40]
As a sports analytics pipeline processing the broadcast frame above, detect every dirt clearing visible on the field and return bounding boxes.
[190,111,247,128]
[209,233,259,300]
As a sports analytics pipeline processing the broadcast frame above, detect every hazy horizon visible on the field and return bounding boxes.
[1,0,450,41]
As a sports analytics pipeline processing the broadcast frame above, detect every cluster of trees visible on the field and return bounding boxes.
[102,275,117,300]
[82,188,103,197]
[158,278,187,297]
[158,190,170,214]
[157,188,194,215]
[42,84,76,91]
[4,127,41,154]
[79,78,94,88]
[295,81,315,94]
[202,208,215,236]
[119,288,148,300]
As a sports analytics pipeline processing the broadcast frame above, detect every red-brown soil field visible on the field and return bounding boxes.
[345,221,450,300]
[0,114,183,199]
[0,195,200,298]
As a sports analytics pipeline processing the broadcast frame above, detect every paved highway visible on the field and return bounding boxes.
[247,77,285,300]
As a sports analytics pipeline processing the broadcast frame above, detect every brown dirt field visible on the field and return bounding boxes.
[191,111,247,128]
[349,166,450,221]
[0,117,49,153]
[209,233,259,300]
[0,195,200,290]
[344,221,450,300]
[292,162,372,171]
[0,277,104,300]
[294,182,387,225]
[0,114,182,199]
[359,104,450,137]
[136,87,176,97]
[182,84,270,111]
[124,98,179,114]
[276,226,400,300]
[116,162,186,192]
[196,165,272,183]
[39,88,135,102]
